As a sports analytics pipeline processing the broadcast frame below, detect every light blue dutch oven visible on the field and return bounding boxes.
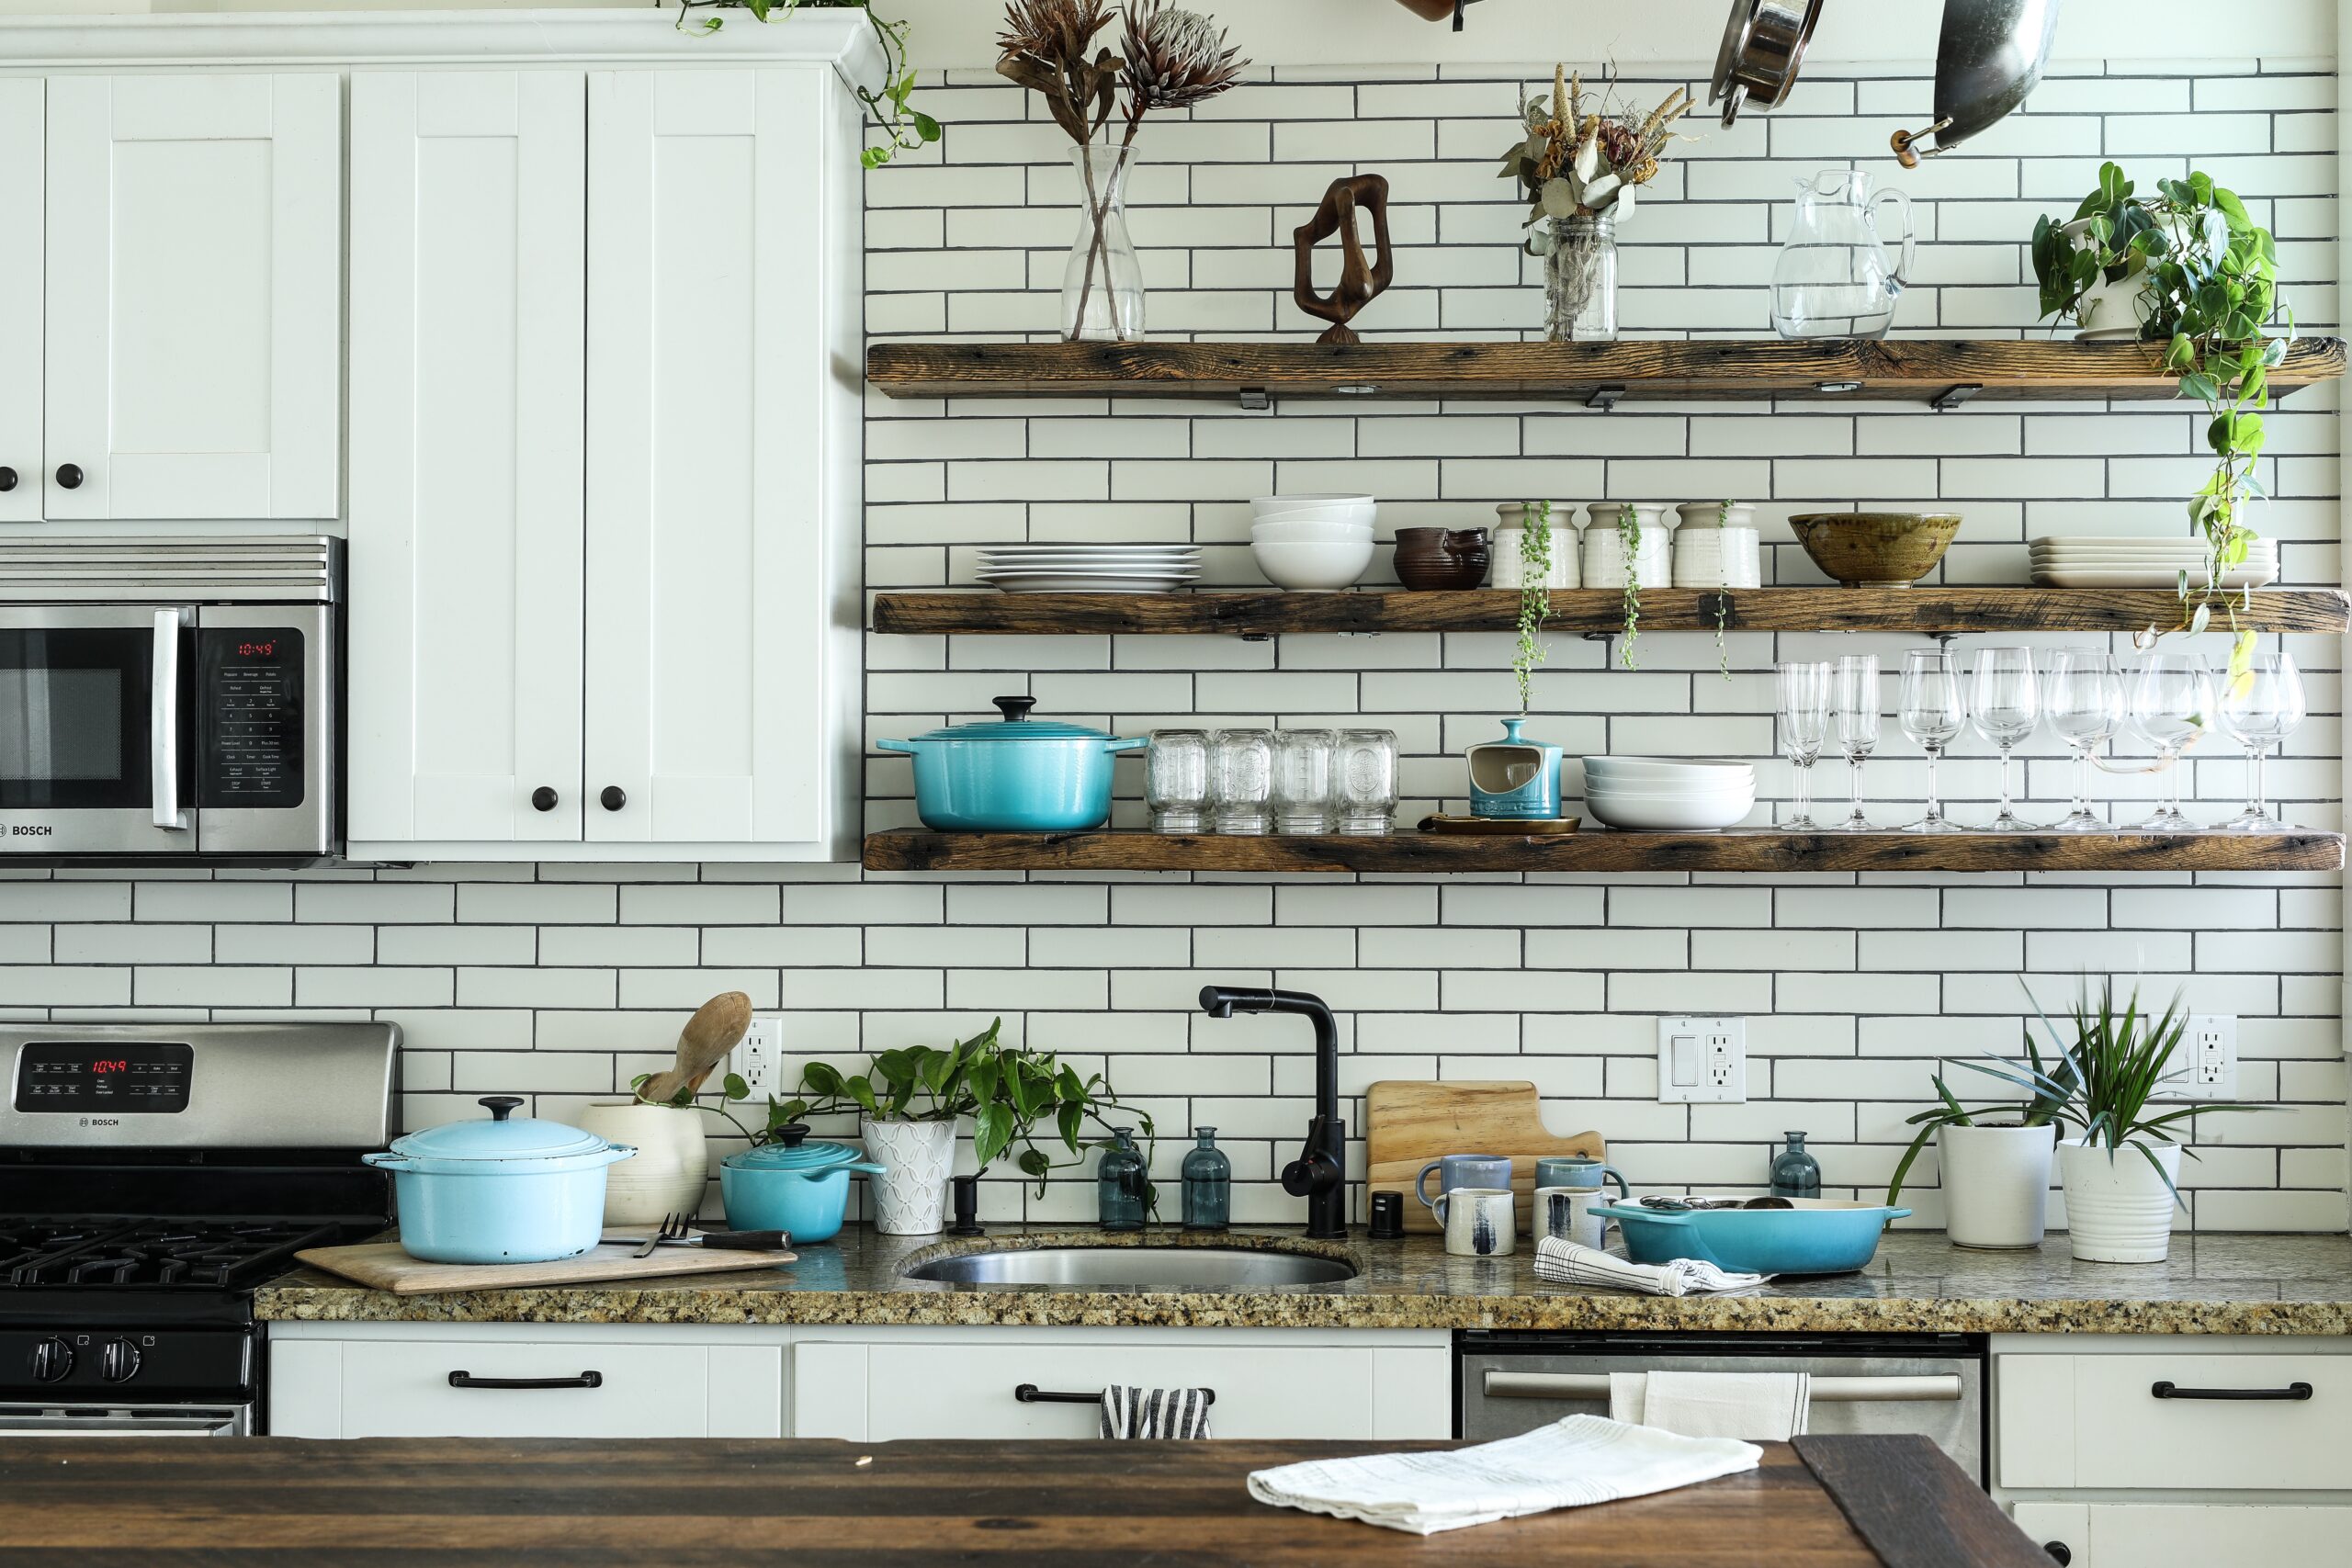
[366,1096,635,1265]
[877,695,1147,831]
[721,1125,886,1245]
[1591,1198,1910,1277]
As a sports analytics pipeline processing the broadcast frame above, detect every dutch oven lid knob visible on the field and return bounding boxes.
[992,695,1036,724]
[775,1122,810,1148]
[479,1095,526,1122]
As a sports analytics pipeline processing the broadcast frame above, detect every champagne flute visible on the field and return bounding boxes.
[1969,647,2040,832]
[1832,653,1880,831]
[2216,651,2306,830]
[2128,653,2213,831]
[1776,660,1832,830]
[1898,646,1967,833]
[2043,649,2123,832]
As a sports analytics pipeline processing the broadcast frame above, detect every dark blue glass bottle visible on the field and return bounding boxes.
[1182,1127,1231,1231]
[1098,1127,1148,1232]
[1770,1131,1822,1199]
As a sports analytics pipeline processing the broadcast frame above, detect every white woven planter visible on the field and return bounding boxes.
[2057,1138,2181,1263]
[861,1115,956,1236]
[1939,1123,2054,1250]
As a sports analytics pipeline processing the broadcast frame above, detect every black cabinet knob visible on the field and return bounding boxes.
[531,786,558,813]
[54,463,82,491]
[99,1338,141,1383]
[28,1337,72,1383]
[0,467,16,492]
[600,785,627,812]
[2043,1544,2072,1565]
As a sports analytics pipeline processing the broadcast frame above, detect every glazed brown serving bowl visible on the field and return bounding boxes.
[1788,512,1961,586]
[1394,526,1491,591]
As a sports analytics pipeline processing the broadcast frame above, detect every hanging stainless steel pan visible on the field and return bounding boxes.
[1893,0,2064,164]
[1710,0,1826,126]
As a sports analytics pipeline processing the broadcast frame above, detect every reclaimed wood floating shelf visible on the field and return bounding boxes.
[866,337,2348,405]
[865,829,2346,875]
[872,587,2352,638]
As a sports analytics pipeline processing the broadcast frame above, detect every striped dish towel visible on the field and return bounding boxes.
[1532,1236,1771,1296]
[1100,1385,1214,1439]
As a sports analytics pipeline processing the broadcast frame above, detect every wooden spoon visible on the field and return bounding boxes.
[639,991,754,1104]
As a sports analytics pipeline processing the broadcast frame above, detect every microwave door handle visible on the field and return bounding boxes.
[1480,1371,1963,1403]
[152,609,188,831]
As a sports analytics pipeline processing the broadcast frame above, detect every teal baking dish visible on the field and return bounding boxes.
[1592,1199,1910,1276]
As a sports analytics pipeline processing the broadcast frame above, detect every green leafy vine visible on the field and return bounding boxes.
[1615,502,1642,670]
[675,0,940,170]
[1512,501,1555,714]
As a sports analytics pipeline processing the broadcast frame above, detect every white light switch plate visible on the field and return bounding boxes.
[727,1016,786,1099]
[1658,1016,1746,1104]
[2154,1014,2238,1100]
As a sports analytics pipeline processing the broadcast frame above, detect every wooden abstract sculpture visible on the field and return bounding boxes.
[1293,175,1395,345]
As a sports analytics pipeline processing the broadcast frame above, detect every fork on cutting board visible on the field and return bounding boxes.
[607,1214,790,1257]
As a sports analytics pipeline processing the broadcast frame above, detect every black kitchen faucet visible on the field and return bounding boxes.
[1196,987,1347,1239]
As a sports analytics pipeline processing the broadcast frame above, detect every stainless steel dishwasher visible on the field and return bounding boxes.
[1456,1331,1988,1483]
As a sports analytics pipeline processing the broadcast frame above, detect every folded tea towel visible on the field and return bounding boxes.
[1532,1236,1772,1296]
[1100,1385,1214,1439]
[1610,1371,1812,1441]
[1246,1415,1759,1536]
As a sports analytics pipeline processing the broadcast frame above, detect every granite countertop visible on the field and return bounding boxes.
[255,1226,2352,1335]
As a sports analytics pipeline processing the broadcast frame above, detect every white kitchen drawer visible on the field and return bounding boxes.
[336,1339,716,1438]
[1998,1351,2352,1491]
[2010,1502,2352,1567]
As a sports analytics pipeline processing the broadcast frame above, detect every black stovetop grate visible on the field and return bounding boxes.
[0,1218,348,1289]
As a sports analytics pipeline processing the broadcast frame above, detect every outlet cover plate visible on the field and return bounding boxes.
[2154,1014,2238,1100]
[1658,1016,1747,1104]
[728,1016,786,1099]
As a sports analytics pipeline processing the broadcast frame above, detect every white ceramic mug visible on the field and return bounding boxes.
[1535,1184,1612,1250]
[1431,1186,1516,1258]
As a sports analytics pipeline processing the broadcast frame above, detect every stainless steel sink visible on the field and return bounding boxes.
[901,1247,1356,1290]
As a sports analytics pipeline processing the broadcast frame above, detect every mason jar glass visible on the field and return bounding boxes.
[1271,728,1338,835]
[1333,728,1400,835]
[1145,728,1210,835]
[1208,728,1274,835]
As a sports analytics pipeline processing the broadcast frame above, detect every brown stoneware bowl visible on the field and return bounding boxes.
[1394,526,1491,591]
[1788,512,1961,586]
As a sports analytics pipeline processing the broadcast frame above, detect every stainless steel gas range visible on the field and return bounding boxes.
[0,1023,398,1436]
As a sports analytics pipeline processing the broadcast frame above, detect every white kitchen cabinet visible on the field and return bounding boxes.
[0,78,40,525]
[41,73,339,521]
[2008,1502,2351,1567]
[346,71,588,847]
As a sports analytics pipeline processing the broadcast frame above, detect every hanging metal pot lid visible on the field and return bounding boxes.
[1892,0,2064,166]
[1710,0,1826,127]
[381,1096,618,1169]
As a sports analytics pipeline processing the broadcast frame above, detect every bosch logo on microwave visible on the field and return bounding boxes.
[10,825,52,838]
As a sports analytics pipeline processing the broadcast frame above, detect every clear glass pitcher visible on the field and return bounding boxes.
[1770,169,1915,339]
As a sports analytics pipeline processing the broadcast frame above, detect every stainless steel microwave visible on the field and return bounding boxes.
[0,537,337,863]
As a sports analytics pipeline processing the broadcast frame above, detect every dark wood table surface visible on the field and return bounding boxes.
[0,1434,2048,1566]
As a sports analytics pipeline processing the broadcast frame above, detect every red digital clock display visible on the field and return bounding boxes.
[92,1059,129,1075]
[235,640,278,660]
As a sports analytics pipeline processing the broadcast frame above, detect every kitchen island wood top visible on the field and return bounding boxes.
[0,1433,2041,1568]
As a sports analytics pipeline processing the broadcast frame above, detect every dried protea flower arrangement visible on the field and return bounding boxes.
[1498,66,1693,341]
[999,0,1246,341]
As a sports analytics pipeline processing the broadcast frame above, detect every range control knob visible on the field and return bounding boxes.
[28,1337,73,1382]
[99,1338,141,1383]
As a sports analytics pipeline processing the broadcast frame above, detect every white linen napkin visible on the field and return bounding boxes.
[1246,1415,1760,1536]
[1532,1235,1772,1296]
[1609,1371,1813,1441]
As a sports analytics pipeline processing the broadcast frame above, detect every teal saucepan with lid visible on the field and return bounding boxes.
[876,695,1148,831]
[720,1125,886,1245]
[1591,1197,1910,1276]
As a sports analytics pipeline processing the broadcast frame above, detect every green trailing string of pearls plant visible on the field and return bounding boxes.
[1614,502,1642,670]
[1511,501,1555,713]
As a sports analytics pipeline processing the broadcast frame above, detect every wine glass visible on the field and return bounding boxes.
[1898,646,1968,833]
[2216,651,2306,830]
[2127,653,2214,831]
[1776,660,1832,830]
[1831,654,1880,831]
[1970,647,2040,832]
[2043,649,2124,832]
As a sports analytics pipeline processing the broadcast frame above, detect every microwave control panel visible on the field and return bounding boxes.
[14,1041,194,1113]
[197,627,304,808]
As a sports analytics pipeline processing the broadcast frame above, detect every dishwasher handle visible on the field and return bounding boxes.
[1481,1371,1964,1404]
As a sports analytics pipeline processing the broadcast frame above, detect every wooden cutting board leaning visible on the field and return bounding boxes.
[1364,1079,1604,1236]
[295,1240,797,1296]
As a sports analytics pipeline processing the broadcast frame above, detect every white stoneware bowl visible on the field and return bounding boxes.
[1251,536,1375,591]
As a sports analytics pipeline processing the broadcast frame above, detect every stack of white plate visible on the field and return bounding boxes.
[1580,756,1757,831]
[978,544,1202,594]
[2030,536,2278,590]
[1250,494,1376,592]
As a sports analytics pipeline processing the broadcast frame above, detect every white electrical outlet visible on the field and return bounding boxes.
[2155,1014,2238,1100]
[1658,1016,1747,1104]
[728,1016,786,1099]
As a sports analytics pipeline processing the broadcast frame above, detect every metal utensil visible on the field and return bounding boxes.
[631,1213,687,1259]
[601,1227,791,1251]
[1710,0,1826,126]
[1892,0,2064,165]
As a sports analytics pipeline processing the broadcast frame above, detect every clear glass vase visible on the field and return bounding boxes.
[1062,145,1145,343]
[1544,213,1617,343]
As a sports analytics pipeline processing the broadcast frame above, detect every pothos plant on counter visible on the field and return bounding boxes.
[673,0,939,169]
[2031,161,2293,685]
[697,1018,1159,1199]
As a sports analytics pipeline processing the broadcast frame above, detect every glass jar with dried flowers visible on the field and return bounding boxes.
[998,1,1247,343]
[1501,67,1694,343]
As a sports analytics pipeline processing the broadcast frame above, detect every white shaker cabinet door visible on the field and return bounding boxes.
[584,68,849,852]
[0,79,40,525]
[44,73,340,521]
[346,71,588,845]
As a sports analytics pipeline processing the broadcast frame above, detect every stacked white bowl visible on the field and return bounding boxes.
[1250,494,1376,592]
[1580,756,1757,831]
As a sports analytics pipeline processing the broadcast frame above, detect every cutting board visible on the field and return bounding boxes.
[1365,1079,1603,1236]
[296,1241,798,1296]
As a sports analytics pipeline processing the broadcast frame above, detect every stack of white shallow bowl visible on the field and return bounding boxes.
[1250,494,1376,592]
[979,543,1202,594]
[2030,536,2278,589]
[1581,756,1757,831]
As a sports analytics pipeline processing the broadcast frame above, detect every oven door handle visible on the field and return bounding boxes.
[0,1404,247,1437]
[152,608,189,831]
[1480,1371,1964,1403]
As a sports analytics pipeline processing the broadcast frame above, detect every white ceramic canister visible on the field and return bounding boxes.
[1582,502,1670,589]
[573,1100,712,1226]
[861,1114,959,1235]
[1491,502,1580,591]
[1672,501,1762,589]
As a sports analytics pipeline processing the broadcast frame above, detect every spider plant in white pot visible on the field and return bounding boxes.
[1886,1020,2078,1250]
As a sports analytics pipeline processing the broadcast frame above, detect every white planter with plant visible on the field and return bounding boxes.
[2058,1136,2182,1263]
[1936,1124,2058,1250]
[859,1114,959,1235]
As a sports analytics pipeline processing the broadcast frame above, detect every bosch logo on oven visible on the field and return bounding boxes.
[80,1118,119,1128]
[9,824,52,837]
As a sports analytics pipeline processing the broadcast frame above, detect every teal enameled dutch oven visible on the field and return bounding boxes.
[720,1125,886,1245]
[365,1096,635,1265]
[876,695,1148,831]
[1591,1198,1910,1276]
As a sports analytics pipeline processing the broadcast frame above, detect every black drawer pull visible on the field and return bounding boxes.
[2151,1380,2312,1402]
[447,1371,604,1391]
[1013,1382,1215,1406]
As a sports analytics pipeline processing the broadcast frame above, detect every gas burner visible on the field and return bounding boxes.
[0,1220,344,1290]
